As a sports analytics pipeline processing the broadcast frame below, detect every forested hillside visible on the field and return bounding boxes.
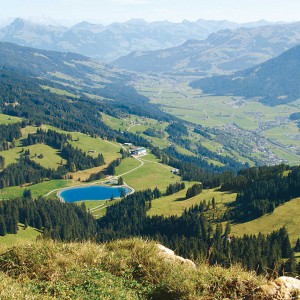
[191,44,300,105]
[0,189,298,276]
[221,164,300,221]
[0,42,171,122]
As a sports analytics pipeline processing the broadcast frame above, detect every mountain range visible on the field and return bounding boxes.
[0,18,274,63]
[0,41,129,87]
[190,43,300,105]
[114,22,300,75]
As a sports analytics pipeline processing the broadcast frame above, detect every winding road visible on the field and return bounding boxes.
[44,141,145,198]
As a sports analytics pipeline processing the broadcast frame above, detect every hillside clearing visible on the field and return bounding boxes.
[115,155,180,192]
[231,197,300,245]
[148,186,236,217]
[0,224,41,251]
[0,114,22,125]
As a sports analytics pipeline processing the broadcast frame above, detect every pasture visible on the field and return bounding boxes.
[148,185,236,217]
[0,224,41,251]
[115,155,181,192]
[0,180,72,200]
[136,78,300,165]
[0,114,22,125]
[231,197,300,246]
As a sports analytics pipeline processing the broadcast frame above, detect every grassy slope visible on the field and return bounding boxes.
[0,239,265,300]
[70,134,121,163]
[0,224,41,251]
[0,114,22,125]
[148,185,236,217]
[1,144,65,169]
[40,85,80,98]
[69,137,121,181]
[115,154,181,192]
[0,180,72,200]
[231,197,300,245]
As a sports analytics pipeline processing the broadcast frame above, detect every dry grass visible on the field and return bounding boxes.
[0,238,268,299]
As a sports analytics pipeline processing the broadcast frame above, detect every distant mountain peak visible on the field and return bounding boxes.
[125,18,148,25]
[0,17,288,64]
[72,21,98,30]
[114,22,300,75]
[7,18,53,31]
[10,18,28,28]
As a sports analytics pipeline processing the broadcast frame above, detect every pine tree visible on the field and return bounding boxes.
[0,215,7,236]
[212,197,216,210]
[118,177,124,185]
[294,238,300,252]
[0,155,5,169]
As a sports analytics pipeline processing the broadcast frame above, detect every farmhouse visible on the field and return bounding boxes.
[136,147,147,155]
[171,168,179,174]
[130,147,147,156]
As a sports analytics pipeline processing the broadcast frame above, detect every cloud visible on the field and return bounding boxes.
[110,0,150,4]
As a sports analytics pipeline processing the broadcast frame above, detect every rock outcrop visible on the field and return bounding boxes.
[156,244,197,268]
[260,276,300,299]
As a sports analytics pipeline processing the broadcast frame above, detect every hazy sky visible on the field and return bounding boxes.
[1,0,300,25]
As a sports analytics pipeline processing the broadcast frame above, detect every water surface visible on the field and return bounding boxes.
[59,185,131,203]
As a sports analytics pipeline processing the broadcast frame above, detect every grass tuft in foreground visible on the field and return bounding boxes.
[0,238,271,299]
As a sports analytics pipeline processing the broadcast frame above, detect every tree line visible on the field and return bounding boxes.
[1,187,299,276]
[0,129,105,188]
[221,164,300,221]
[0,157,64,188]
[0,195,96,241]
[165,182,185,196]
[97,189,297,276]
[0,122,22,151]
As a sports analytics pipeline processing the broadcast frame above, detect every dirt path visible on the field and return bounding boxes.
[139,157,172,171]
[116,156,144,177]
[44,155,143,198]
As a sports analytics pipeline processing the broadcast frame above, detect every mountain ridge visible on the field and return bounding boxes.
[0,17,277,62]
[114,22,300,75]
[190,43,300,105]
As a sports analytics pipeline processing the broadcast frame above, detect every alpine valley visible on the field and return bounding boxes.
[0,16,300,300]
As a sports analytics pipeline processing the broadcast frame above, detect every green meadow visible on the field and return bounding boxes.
[115,154,180,192]
[231,197,300,245]
[136,79,300,165]
[0,180,72,200]
[0,114,22,125]
[0,224,41,251]
[148,185,236,217]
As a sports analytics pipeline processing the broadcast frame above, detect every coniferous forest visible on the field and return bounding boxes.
[0,190,298,276]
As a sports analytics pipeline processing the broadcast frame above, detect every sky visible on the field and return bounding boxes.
[1,0,300,26]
